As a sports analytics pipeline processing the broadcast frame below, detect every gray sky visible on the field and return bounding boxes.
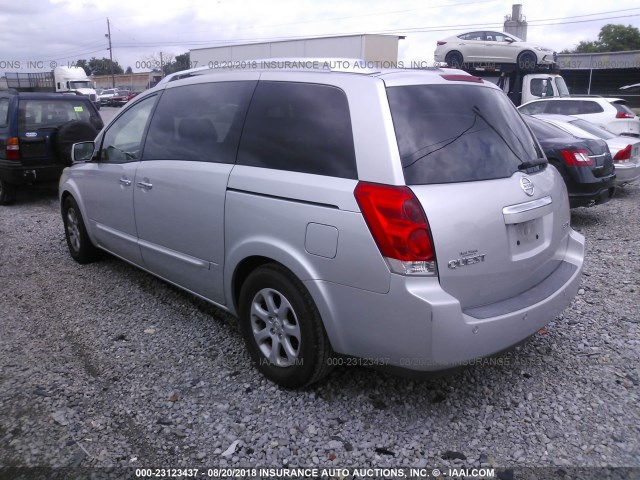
[1,0,640,75]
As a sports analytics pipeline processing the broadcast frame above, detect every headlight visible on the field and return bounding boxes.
[534,47,552,52]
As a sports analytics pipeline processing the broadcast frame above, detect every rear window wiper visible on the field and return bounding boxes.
[518,158,547,170]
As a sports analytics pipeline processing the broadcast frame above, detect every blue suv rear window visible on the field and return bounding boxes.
[18,99,96,131]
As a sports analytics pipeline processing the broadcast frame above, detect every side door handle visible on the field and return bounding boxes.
[137,180,153,190]
[119,177,132,186]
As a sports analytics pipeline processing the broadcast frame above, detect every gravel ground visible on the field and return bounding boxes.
[0,182,638,479]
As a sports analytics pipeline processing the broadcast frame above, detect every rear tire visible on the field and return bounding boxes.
[238,264,333,388]
[0,179,17,206]
[62,196,99,264]
[518,51,537,72]
[445,51,464,68]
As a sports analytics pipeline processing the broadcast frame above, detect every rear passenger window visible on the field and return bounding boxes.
[143,81,256,163]
[579,101,604,114]
[237,81,357,179]
[0,99,9,127]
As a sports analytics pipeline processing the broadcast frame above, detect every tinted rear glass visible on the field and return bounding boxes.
[569,118,617,139]
[387,84,541,184]
[524,116,575,140]
[237,81,357,179]
[18,99,99,130]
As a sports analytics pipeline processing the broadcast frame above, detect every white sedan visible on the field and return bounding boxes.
[434,30,556,70]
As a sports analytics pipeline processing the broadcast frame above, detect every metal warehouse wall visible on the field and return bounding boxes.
[190,34,401,67]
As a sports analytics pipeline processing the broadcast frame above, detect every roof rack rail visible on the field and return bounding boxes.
[155,58,393,86]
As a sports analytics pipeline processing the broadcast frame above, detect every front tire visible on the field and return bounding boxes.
[62,196,98,264]
[0,179,17,205]
[238,264,333,388]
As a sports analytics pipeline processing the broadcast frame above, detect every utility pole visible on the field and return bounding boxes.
[105,18,115,88]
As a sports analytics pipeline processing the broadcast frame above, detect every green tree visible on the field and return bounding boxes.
[163,52,191,75]
[71,59,91,75]
[88,57,124,76]
[125,66,133,74]
[598,24,640,51]
[571,24,640,53]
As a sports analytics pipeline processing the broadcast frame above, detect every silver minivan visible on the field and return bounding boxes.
[60,62,585,387]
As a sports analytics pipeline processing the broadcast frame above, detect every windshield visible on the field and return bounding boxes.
[386,84,543,185]
[569,118,617,140]
[555,77,570,97]
[69,81,92,89]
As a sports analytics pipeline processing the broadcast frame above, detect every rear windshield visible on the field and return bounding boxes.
[18,99,99,131]
[524,115,575,140]
[569,118,617,140]
[387,84,542,185]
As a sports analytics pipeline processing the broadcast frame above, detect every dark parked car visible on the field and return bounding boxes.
[0,91,103,205]
[523,115,616,208]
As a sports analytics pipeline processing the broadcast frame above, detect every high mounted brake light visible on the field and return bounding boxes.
[354,182,437,276]
[440,74,483,83]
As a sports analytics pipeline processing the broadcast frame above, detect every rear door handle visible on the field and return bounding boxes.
[137,181,153,190]
[119,177,132,186]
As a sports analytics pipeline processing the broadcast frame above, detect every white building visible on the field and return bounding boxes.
[190,34,404,68]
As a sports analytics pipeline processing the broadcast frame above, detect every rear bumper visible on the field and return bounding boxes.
[569,184,616,208]
[0,161,64,185]
[614,162,640,185]
[306,229,584,371]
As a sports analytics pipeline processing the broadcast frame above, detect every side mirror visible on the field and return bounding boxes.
[72,141,95,163]
[505,37,515,43]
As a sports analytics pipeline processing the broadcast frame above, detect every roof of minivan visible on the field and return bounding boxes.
[155,59,496,88]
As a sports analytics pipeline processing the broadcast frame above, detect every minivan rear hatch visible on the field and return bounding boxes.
[386,82,572,309]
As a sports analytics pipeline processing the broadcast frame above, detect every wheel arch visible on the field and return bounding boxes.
[225,238,323,316]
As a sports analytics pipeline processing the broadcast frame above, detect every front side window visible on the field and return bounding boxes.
[143,81,256,164]
[100,96,156,163]
[387,84,542,185]
[519,101,550,115]
[237,81,357,179]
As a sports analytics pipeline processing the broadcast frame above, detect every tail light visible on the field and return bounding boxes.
[613,144,631,162]
[437,41,447,46]
[616,111,634,119]
[6,137,20,160]
[560,149,594,166]
[354,182,437,276]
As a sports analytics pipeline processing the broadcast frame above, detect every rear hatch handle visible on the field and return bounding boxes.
[503,195,553,224]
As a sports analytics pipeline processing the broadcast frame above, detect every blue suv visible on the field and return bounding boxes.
[0,91,103,204]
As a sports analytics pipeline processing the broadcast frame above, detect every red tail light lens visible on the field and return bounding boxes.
[616,111,634,119]
[613,144,631,162]
[6,137,20,160]
[560,149,594,166]
[354,182,437,276]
